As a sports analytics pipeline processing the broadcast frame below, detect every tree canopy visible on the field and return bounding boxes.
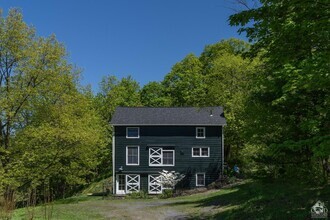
[0,9,107,209]
[229,0,330,181]
[1,1,328,215]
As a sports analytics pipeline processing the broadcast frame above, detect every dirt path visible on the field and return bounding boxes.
[94,199,190,220]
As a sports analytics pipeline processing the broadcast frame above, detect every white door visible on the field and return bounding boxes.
[116,174,126,195]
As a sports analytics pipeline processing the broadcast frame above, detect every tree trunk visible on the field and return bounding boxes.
[3,186,15,213]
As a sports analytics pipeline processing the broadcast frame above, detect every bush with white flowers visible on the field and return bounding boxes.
[156,170,185,189]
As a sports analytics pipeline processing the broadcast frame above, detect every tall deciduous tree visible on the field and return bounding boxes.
[140,81,171,107]
[199,38,250,75]
[205,47,260,165]
[95,75,141,122]
[93,75,141,178]
[0,9,107,206]
[163,54,206,106]
[229,0,330,180]
[154,39,260,168]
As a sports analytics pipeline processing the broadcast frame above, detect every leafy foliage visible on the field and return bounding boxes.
[0,9,107,208]
[163,54,207,106]
[140,81,171,107]
[126,191,150,199]
[158,189,173,199]
[95,75,141,122]
[229,0,330,181]
[139,39,260,168]
[93,75,141,179]
[203,39,260,165]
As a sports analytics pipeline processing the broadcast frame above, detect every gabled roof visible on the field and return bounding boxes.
[110,107,226,126]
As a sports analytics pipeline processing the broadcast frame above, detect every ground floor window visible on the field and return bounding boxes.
[118,175,125,191]
[196,173,205,186]
[148,175,162,194]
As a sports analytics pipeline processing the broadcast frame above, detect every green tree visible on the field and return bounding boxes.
[11,90,106,196]
[206,49,260,167]
[197,39,260,170]
[158,39,260,171]
[0,9,107,209]
[229,0,330,180]
[93,75,141,179]
[163,54,206,106]
[140,81,171,107]
[199,38,250,75]
[95,75,141,122]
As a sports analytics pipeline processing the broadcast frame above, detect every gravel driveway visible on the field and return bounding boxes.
[95,199,190,220]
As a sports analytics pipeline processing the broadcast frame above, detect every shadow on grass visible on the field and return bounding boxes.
[168,180,330,220]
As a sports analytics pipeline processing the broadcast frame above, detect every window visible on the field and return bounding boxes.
[149,147,175,166]
[163,150,174,165]
[196,173,205,186]
[196,127,205,138]
[126,146,139,165]
[118,175,125,191]
[126,127,139,138]
[192,147,209,157]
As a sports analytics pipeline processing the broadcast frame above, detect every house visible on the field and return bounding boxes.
[110,106,226,195]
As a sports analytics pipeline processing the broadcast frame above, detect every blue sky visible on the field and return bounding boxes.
[1,0,245,92]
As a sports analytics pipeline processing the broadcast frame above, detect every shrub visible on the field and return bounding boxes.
[126,191,149,199]
[158,189,173,199]
[156,170,185,189]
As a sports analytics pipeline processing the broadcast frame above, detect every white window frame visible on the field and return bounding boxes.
[126,146,140,166]
[126,174,140,193]
[196,127,205,139]
[148,175,162,194]
[192,147,210,157]
[196,173,205,186]
[149,148,175,166]
[162,150,175,166]
[126,127,140,139]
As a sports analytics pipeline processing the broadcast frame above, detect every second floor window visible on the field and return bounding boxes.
[149,147,175,166]
[196,127,205,138]
[126,146,139,165]
[126,127,139,138]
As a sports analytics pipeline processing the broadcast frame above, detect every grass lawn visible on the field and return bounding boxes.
[12,179,330,220]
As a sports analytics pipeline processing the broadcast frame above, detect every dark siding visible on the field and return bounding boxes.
[114,126,223,191]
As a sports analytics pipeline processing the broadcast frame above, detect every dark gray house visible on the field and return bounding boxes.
[110,107,226,195]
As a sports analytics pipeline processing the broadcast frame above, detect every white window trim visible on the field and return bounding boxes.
[126,174,140,193]
[126,127,140,139]
[126,146,140,166]
[162,150,175,166]
[192,147,210,157]
[196,173,205,186]
[196,127,205,139]
[149,148,175,166]
[148,175,162,194]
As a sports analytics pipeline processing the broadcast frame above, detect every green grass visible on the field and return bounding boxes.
[170,179,330,219]
[81,177,112,195]
[11,179,330,220]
